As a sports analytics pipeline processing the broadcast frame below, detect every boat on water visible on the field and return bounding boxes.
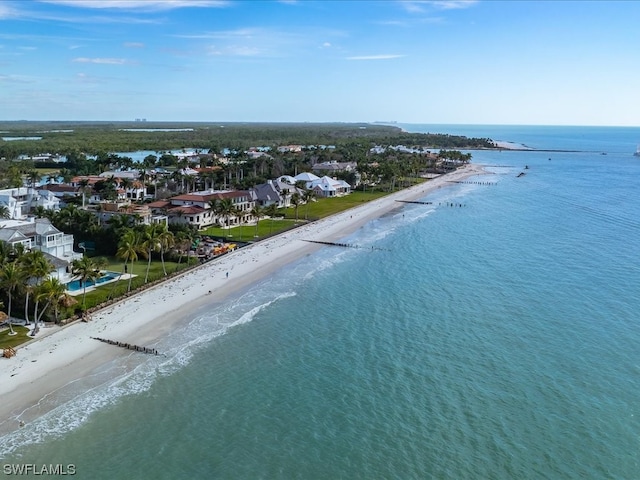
[634,145,640,157]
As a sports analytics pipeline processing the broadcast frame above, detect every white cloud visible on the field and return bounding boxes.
[430,0,477,9]
[124,42,145,48]
[0,4,20,19]
[75,72,111,84]
[207,45,262,57]
[399,0,477,13]
[322,42,331,48]
[72,57,131,64]
[175,28,261,40]
[0,73,35,83]
[346,54,406,60]
[39,0,228,10]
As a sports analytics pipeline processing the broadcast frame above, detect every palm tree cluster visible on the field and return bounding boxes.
[0,244,72,331]
[113,222,180,292]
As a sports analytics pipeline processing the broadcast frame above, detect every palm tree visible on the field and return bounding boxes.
[173,229,195,270]
[71,256,104,312]
[20,250,53,325]
[303,189,316,220]
[32,205,48,219]
[156,225,175,276]
[215,198,235,238]
[208,198,220,227]
[0,241,11,264]
[141,224,162,283]
[0,205,10,219]
[116,228,140,292]
[0,261,25,335]
[265,203,278,235]
[78,178,91,208]
[33,277,66,332]
[250,205,264,238]
[290,192,302,223]
[27,170,42,194]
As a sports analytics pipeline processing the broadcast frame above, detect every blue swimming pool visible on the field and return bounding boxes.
[66,272,121,292]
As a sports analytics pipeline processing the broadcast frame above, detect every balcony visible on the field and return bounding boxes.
[44,234,74,248]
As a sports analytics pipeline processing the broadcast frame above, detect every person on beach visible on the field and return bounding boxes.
[226,272,229,278]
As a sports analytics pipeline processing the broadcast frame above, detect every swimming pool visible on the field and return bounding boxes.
[65,272,121,292]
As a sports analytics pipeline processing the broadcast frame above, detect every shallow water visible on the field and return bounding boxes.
[2,125,640,479]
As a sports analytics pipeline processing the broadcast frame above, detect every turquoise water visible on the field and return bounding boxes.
[2,125,640,479]
[65,272,120,292]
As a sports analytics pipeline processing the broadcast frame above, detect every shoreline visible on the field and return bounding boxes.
[0,164,487,437]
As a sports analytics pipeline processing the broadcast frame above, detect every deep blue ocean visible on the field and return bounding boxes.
[2,125,640,479]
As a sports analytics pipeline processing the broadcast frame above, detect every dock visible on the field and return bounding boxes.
[302,240,389,252]
[91,337,160,355]
[395,200,433,205]
[447,180,497,185]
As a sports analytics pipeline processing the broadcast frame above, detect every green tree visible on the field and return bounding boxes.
[156,225,175,276]
[303,189,316,220]
[141,224,162,283]
[290,192,302,222]
[265,203,278,235]
[20,250,54,325]
[214,198,235,238]
[116,229,140,292]
[71,256,105,312]
[0,261,25,335]
[33,277,66,332]
[250,205,264,238]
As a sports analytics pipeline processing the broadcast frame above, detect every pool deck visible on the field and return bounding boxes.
[66,273,136,296]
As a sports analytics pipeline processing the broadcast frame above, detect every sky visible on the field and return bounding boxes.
[0,0,639,126]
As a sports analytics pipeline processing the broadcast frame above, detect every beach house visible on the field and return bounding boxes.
[147,190,255,230]
[0,187,60,219]
[0,217,82,283]
[310,176,352,198]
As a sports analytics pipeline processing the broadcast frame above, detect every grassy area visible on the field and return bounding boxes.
[199,218,298,240]
[284,190,390,221]
[0,326,31,350]
[34,167,61,175]
[74,256,199,312]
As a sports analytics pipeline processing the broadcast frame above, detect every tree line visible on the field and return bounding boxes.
[0,121,495,159]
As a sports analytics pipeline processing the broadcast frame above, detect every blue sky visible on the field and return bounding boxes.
[1,0,638,126]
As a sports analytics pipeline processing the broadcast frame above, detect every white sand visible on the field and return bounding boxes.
[0,164,486,432]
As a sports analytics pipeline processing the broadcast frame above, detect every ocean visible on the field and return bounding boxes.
[2,125,640,479]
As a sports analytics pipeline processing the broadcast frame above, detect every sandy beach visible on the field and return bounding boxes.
[0,164,486,435]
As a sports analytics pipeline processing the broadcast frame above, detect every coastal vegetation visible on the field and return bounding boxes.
[0,121,494,160]
[0,122,487,348]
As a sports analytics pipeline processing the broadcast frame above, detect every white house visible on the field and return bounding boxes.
[293,172,320,189]
[0,218,82,283]
[147,190,255,230]
[291,172,351,197]
[310,176,352,198]
[0,187,60,219]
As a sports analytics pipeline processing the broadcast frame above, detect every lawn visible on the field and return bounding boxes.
[0,326,31,350]
[199,218,299,241]
[74,256,199,313]
[35,167,61,175]
[283,190,391,221]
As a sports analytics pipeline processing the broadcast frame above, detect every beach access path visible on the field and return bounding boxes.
[0,164,486,434]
